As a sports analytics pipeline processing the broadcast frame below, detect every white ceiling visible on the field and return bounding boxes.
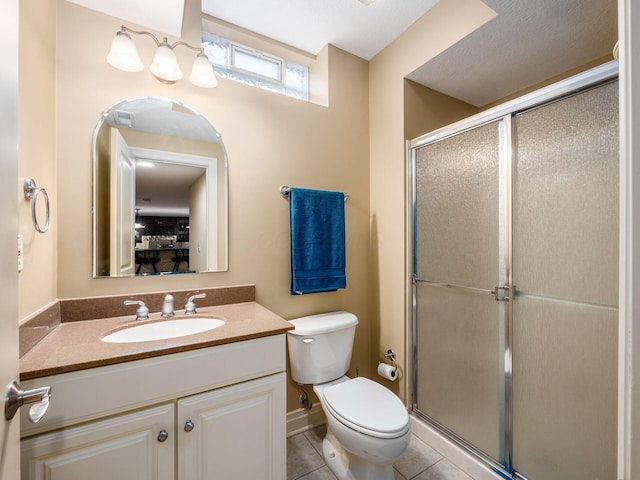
[65,0,186,38]
[201,0,440,61]
[69,0,617,107]
[406,0,618,107]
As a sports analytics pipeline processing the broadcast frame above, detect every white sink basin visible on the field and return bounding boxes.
[102,317,225,343]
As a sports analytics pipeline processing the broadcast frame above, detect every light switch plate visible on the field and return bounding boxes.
[18,234,23,271]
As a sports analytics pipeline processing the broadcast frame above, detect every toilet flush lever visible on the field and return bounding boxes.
[5,381,51,423]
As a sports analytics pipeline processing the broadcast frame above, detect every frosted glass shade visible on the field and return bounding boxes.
[189,53,218,88]
[150,44,182,82]
[107,32,143,72]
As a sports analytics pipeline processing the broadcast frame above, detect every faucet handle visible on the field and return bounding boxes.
[185,293,207,315]
[124,300,149,321]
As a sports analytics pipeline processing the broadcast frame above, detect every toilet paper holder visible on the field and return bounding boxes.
[381,349,397,369]
[378,349,398,381]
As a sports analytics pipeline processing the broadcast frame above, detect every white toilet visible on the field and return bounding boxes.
[287,312,411,480]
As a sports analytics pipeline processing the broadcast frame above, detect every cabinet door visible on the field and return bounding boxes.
[178,373,286,480]
[21,403,175,480]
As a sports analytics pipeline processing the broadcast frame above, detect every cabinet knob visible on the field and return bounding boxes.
[157,429,169,442]
[184,420,195,432]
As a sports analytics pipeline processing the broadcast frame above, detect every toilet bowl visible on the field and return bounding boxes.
[314,376,411,479]
[287,312,410,480]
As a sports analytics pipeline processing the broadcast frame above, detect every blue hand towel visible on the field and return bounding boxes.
[289,187,346,295]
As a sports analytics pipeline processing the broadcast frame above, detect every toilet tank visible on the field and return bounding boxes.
[287,311,358,385]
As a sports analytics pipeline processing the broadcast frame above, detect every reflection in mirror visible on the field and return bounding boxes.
[92,97,228,277]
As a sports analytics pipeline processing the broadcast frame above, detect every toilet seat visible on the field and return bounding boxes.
[321,377,409,439]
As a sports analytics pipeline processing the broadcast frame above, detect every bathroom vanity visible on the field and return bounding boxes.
[18,291,291,480]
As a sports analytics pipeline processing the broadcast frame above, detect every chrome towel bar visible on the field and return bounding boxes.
[279,185,349,202]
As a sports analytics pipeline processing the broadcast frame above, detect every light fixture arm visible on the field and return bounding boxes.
[118,26,203,54]
[169,40,204,54]
[118,25,162,47]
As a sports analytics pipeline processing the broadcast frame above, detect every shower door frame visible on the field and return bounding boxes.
[405,60,619,479]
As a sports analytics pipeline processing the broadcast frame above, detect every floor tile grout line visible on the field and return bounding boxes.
[296,464,333,480]
[304,428,328,459]
[290,431,472,480]
[288,431,327,480]
[303,432,323,456]
[407,457,444,480]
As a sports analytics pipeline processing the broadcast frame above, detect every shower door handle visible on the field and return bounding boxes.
[492,286,511,301]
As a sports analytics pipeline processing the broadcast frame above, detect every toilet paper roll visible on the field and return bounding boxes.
[377,363,397,381]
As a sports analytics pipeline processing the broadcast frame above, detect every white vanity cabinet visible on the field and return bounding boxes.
[178,373,285,479]
[20,335,287,480]
[21,403,176,480]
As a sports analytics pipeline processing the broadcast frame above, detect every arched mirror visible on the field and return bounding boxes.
[92,97,228,277]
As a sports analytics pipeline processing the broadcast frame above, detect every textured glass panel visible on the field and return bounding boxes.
[415,122,500,289]
[513,82,619,305]
[285,62,310,100]
[202,32,309,101]
[202,32,229,67]
[512,295,617,480]
[416,283,501,461]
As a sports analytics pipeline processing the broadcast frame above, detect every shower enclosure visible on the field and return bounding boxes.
[407,63,619,480]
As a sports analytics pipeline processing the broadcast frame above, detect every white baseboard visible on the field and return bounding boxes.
[286,404,326,437]
[409,415,506,480]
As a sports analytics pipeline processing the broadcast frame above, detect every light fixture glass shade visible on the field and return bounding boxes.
[150,44,183,82]
[189,53,218,88]
[107,31,144,72]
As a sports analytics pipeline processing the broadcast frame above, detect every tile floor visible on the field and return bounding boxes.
[287,424,474,480]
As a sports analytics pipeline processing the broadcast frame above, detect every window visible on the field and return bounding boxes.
[202,32,309,101]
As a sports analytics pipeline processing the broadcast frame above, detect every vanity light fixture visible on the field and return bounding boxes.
[107,25,218,88]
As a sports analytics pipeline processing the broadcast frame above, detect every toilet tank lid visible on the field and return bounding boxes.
[288,311,358,335]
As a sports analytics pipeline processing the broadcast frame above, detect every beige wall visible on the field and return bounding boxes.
[368,0,497,400]
[18,0,612,423]
[18,0,496,417]
[47,0,371,412]
[404,79,479,141]
[18,0,58,320]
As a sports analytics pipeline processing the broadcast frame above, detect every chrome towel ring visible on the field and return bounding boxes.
[23,178,50,234]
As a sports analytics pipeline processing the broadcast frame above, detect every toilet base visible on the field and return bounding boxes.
[323,432,396,480]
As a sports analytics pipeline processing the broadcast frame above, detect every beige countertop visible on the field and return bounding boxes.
[20,301,293,381]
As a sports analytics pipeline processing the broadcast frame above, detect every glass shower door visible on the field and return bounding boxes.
[411,69,619,480]
[414,120,510,467]
[511,81,619,480]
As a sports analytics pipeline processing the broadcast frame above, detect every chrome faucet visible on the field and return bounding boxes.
[124,300,149,321]
[184,293,207,315]
[161,294,175,317]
